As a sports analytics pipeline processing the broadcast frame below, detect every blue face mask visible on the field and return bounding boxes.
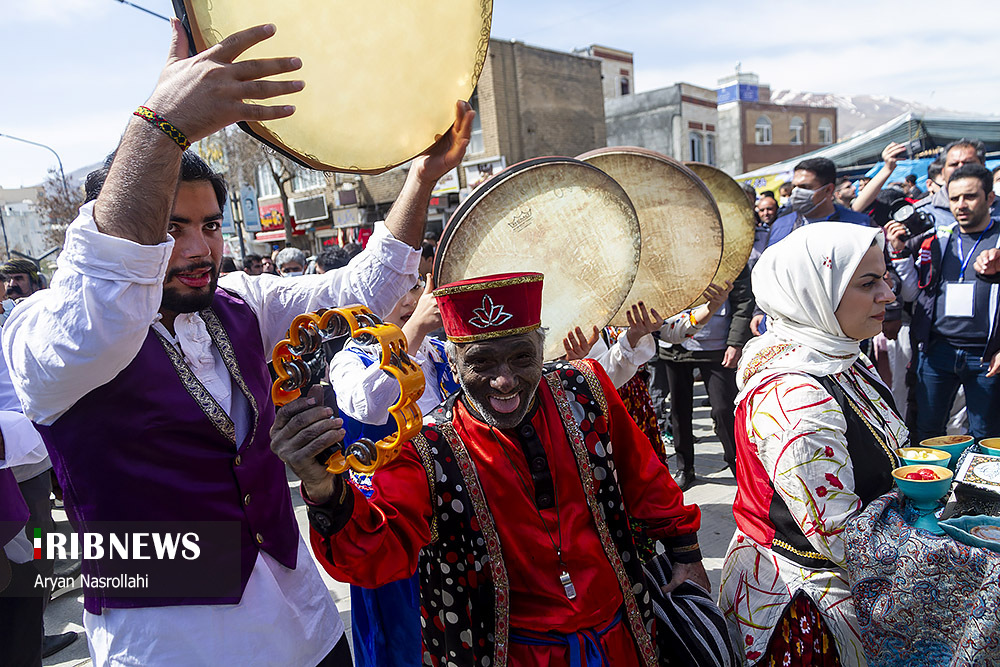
[282,270,303,278]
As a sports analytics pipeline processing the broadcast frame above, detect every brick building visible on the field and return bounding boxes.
[716,72,837,175]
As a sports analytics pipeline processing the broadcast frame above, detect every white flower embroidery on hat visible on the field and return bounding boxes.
[469,294,513,329]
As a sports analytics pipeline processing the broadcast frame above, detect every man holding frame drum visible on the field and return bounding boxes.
[3,19,472,667]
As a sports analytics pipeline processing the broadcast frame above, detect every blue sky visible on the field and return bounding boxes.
[3,0,997,189]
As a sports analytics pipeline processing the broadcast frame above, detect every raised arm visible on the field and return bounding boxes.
[382,101,475,248]
[852,142,907,213]
[95,20,303,245]
[2,21,303,425]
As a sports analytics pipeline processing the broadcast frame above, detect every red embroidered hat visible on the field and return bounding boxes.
[433,272,543,342]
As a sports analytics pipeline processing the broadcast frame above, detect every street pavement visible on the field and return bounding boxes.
[43,381,737,666]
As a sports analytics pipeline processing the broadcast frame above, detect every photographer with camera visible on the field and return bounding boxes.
[889,163,1000,443]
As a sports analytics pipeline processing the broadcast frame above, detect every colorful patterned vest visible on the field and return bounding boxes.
[411,360,659,667]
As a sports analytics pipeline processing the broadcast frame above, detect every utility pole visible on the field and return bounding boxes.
[0,133,69,198]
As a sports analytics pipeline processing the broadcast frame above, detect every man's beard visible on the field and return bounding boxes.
[161,262,219,314]
[456,372,538,430]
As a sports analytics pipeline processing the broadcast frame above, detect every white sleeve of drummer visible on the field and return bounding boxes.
[2,201,172,426]
[329,347,401,425]
[586,333,655,389]
[219,221,421,353]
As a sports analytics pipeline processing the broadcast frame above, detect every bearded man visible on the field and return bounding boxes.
[271,272,708,666]
[2,20,471,666]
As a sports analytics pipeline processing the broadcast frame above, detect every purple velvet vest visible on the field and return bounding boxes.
[0,467,28,547]
[35,289,298,613]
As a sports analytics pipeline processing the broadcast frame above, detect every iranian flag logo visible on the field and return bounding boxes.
[33,528,42,559]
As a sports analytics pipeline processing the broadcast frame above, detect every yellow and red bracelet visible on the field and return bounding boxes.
[132,106,190,150]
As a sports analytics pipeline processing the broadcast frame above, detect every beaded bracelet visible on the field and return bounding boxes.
[132,106,191,150]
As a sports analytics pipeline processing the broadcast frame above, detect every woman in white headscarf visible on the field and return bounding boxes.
[719,222,904,667]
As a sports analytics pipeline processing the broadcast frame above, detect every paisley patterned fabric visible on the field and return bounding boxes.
[845,491,1000,667]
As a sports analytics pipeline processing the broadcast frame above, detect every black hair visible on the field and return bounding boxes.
[835,177,852,188]
[219,256,238,273]
[423,230,439,242]
[342,242,363,260]
[948,163,993,196]
[242,253,264,268]
[904,174,917,184]
[794,158,837,187]
[421,241,435,259]
[316,247,351,271]
[760,189,775,199]
[942,139,986,164]
[83,150,228,209]
[928,159,944,181]
[0,258,42,286]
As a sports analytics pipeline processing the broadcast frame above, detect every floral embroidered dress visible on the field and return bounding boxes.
[719,351,907,666]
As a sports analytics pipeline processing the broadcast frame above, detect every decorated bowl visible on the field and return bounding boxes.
[896,447,951,468]
[920,435,974,468]
[978,438,1000,456]
[892,465,954,504]
[939,515,1000,554]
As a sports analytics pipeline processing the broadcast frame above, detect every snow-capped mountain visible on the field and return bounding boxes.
[768,90,966,139]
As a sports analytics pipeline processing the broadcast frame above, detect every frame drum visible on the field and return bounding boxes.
[578,148,723,325]
[174,0,492,173]
[684,163,756,303]
[434,157,641,361]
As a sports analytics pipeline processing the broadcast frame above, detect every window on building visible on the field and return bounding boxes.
[755,116,772,145]
[818,118,834,145]
[789,117,804,145]
[292,168,326,192]
[705,134,716,166]
[256,164,280,198]
[468,90,485,155]
[619,75,630,96]
[689,132,703,162]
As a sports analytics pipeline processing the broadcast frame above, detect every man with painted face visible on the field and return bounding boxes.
[272,272,707,667]
[765,157,873,249]
[2,19,473,667]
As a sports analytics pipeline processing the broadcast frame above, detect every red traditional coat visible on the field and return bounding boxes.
[311,360,701,666]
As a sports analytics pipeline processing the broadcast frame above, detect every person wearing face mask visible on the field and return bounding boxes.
[750,159,873,335]
[275,246,307,276]
[720,222,901,667]
[764,158,873,250]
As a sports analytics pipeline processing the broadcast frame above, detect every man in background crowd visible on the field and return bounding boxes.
[917,139,995,229]
[834,177,856,208]
[275,247,307,276]
[242,253,264,275]
[890,163,1000,442]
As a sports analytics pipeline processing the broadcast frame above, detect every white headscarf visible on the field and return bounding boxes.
[736,222,885,403]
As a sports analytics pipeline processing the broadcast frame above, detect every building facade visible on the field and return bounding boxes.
[603,82,719,167]
[716,72,837,175]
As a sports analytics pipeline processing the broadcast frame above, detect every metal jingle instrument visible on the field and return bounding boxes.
[271,305,425,475]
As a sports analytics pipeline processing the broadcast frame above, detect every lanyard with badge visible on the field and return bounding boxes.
[944,220,995,318]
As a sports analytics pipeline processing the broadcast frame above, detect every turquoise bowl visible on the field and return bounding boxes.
[939,515,1000,554]
[978,438,1000,456]
[920,435,974,470]
[893,465,954,534]
[896,447,951,468]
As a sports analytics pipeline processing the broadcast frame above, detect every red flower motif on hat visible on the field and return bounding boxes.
[469,294,513,329]
[822,256,833,269]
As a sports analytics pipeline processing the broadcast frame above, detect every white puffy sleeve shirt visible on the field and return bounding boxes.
[2,201,420,426]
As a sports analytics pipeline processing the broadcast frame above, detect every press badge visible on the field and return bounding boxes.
[944,282,975,318]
